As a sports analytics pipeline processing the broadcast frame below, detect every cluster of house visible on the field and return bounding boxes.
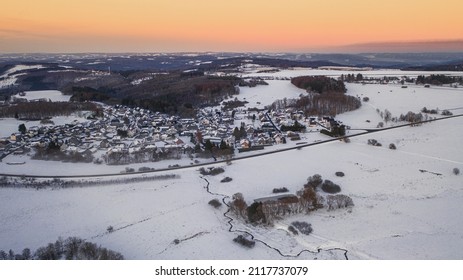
[0,103,343,164]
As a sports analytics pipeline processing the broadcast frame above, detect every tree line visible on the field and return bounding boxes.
[291,76,347,94]
[0,237,123,260]
[271,93,361,117]
[0,101,101,120]
[416,74,463,85]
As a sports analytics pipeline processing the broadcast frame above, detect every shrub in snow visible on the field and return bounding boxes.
[368,139,382,147]
[362,97,369,102]
[326,194,354,211]
[125,167,135,173]
[272,187,289,193]
[389,143,397,150]
[453,168,460,175]
[199,167,225,176]
[107,226,114,233]
[335,171,345,177]
[208,199,222,208]
[291,221,313,235]
[288,225,298,235]
[138,166,153,172]
[220,177,233,183]
[321,180,341,194]
[199,167,207,175]
[305,174,323,189]
[233,235,255,248]
[441,110,453,116]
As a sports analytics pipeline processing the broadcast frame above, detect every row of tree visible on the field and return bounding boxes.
[0,237,123,260]
[340,73,364,82]
[0,101,101,119]
[104,147,185,165]
[272,93,361,117]
[416,74,462,85]
[291,76,347,94]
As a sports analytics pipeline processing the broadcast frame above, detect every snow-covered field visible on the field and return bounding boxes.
[237,79,307,108]
[242,67,463,80]
[1,69,463,259]
[11,90,71,102]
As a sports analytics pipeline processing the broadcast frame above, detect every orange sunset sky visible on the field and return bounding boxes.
[1,0,463,53]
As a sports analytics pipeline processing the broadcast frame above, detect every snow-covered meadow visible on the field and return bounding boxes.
[11,90,71,102]
[1,69,462,259]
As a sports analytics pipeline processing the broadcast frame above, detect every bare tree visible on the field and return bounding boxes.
[230,193,247,218]
[384,109,392,123]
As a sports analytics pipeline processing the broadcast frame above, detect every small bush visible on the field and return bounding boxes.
[233,235,255,248]
[306,174,323,189]
[208,199,222,208]
[272,187,289,193]
[210,167,225,175]
[220,177,233,183]
[453,168,460,175]
[321,180,341,194]
[368,139,382,147]
[138,166,153,172]
[335,171,345,177]
[291,221,312,235]
[199,167,225,176]
[288,225,298,235]
[362,97,369,102]
[125,167,135,173]
[389,143,397,150]
[199,167,207,175]
[441,110,453,116]
[326,194,354,210]
[107,226,114,233]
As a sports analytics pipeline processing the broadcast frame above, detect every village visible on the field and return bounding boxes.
[0,100,344,167]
